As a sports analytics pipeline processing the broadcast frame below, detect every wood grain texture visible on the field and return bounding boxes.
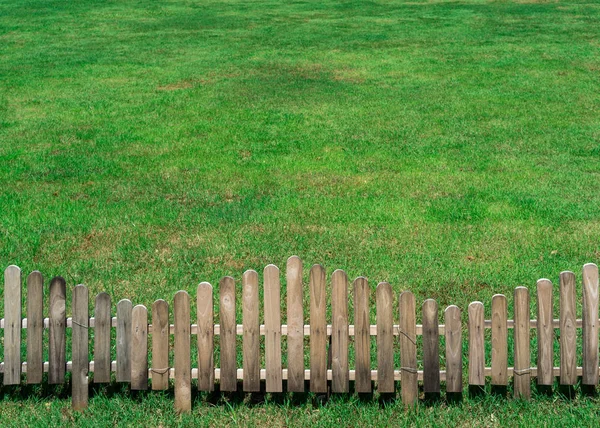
[131,305,148,390]
[116,299,133,382]
[559,271,577,385]
[376,282,394,393]
[536,279,553,386]
[26,271,43,384]
[49,276,66,384]
[331,269,349,393]
[219,276,237,392]
[514,287,531,399]
[310,264,327,393]
[354,277,371,393]
[264,264,283,392]
[422,299,440,394]
[582,263,599,386]
[196,283,214,391]
[444,305,462,393]
[4,266,22,385]
[399,291,417,405]
[152,299,170,390]
[72,285,89,410]
[286,256,304,392]
[468,301,485,387]
[243,270,260,392]
[491,294,508,386]
[174,291,191,413]
[94,292,111,383]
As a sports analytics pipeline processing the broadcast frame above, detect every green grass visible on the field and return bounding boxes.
[1,0,600,425]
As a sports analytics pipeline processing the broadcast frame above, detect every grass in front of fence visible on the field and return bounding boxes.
[1,0,600,424]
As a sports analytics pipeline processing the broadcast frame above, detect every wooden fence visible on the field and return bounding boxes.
[1,257,599,412]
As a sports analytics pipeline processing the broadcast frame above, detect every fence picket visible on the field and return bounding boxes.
[286,256,304,393]
[116,299,133,382]
[264,264,282,392]
[514,287,531,399]
[376,282,394,393]
[152,299,170,390]
[72,285,89,410]
[582,263,599,388]
[444,305,462,394]
[354,277,371,393]
[331,269,349,393]
[49,276,66,384]
[559,271,576,386]
[3,265,21,386]
[310,264,327,393]
[94,292,111,383]
[491,294,507,388]
[422,299,440,395]
[536,279,553,387]
[220,276,237,392]
[174,291,191,413]
[399,291,417,405]
[243,270,260,392]
[468,302,484,389]
[26,271,43,385]
[197,283,214,391]
[131,305,148,390]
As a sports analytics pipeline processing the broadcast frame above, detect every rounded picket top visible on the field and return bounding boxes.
[537,278,552,290]
[27,270,43,284]
[444,304,461,315]
[423,298,437,311]
[243,269,258,283]
[332,268,347,281]
[5,264,21,277]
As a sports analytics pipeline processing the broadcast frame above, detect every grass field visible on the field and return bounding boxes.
[1,0,600,425]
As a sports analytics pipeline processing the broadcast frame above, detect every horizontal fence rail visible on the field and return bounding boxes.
[1,258,599,412]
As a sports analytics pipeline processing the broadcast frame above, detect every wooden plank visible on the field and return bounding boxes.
[72,284,89,410]
[174,290,191,413]
[331,269,349,393]
[582,263,599,387]
[559,271,577,386]
[491,294,508,387]
[422,299,440,394]
[444,305,462,394]
[220,276,237,392]
[310,264,327,393]
[243,270,260,392]
[152,299,170,390]
[3,265,22,385]
[514,286,531,399]
[196,283,214,391]
[26,271,43,384]
[399,291,417,405]
[94,292,112,383]
[536,279,553,386]
[48,276,66,384]
[131,305,148,390]
[468,301,484,387]
[376,282,394,393]
[286,255,304,392]
[116,299,132,382]
[354,276,371,393]
[264,264,282,392]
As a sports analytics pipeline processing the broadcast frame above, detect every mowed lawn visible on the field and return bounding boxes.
[1,0,600,425]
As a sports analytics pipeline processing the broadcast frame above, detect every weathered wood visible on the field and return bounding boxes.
[376,282,394,393]
[354,277,371,393]
[399,291,417,405]
[94,292,111,383]
[116,299,133,382]
[3,266,22,385]
[243,270,260,392]
[26,271,43,384]
[536,279,553,386]
[196,283,214,391]
[331,269,349,393]
[491,294,508,387]
[286,255,304,392]
[468,301,485,387]
[514,287,531,399]
[444,305,462,394]
[72,285,89,410]
[264,264,283,392]
[422,299,440,394]
[220,276,237,392]
[131,305,148,390]
[174,290,191,413]
[559,271,577,385]
[582,263,599,387]
[49,276,66,384]
[151,299,170,390]
[310,264,327,393]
